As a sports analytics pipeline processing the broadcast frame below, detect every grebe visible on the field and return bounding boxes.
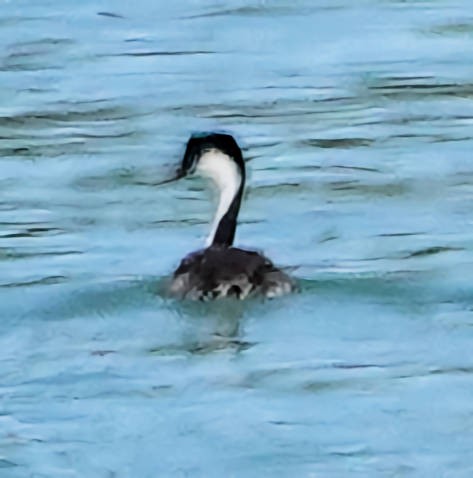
[168,132,295,300]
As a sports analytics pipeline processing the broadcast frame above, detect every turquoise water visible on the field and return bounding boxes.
[1,0,473,476]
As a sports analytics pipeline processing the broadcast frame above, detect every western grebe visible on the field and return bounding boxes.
[168,132,295,300]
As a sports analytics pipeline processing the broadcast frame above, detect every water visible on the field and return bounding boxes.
[1,0,473,476]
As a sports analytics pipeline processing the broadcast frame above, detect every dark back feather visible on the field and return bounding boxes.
[171,245,293,300]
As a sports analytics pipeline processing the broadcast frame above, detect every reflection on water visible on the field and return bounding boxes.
[1,0,473,476]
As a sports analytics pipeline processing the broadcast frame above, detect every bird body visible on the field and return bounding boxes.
[169,133,295,300]
[170,244,293,300]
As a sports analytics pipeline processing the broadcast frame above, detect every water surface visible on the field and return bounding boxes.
[1,0,473,476]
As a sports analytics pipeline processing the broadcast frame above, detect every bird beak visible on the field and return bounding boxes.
[151,167,185,186]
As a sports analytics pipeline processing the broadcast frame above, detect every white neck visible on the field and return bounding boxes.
[195,148,242,246]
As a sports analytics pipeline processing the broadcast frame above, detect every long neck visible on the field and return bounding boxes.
[210,175,244,247]
[196,149,244,248]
